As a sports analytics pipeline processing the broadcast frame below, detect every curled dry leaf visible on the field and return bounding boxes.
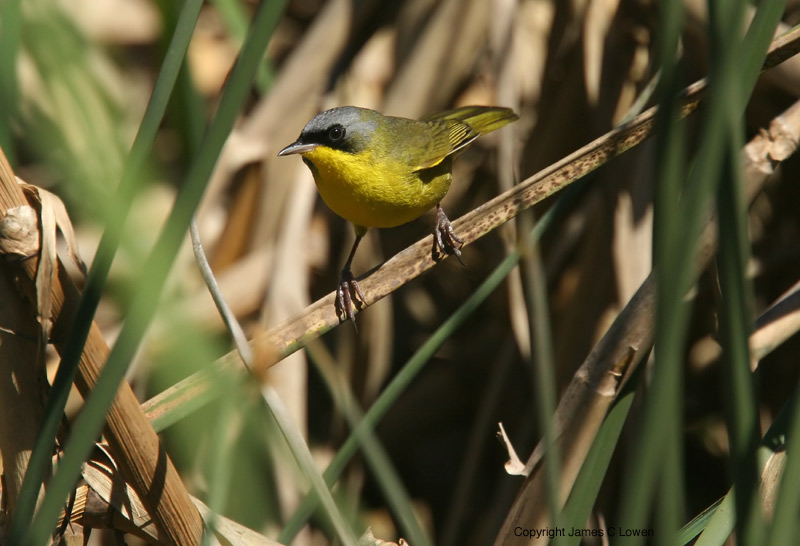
[19,179,88,276]
[0,205,39,256]
[8,179,88,338]
[29,187,56,339]
[497,422,527,476]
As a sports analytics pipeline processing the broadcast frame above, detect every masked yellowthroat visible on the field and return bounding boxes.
[279,105,518,323]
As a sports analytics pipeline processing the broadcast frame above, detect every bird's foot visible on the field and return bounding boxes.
[335,269,367,326]
[433,205,464,261]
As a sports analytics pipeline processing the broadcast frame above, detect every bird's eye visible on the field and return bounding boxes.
[328,124,345,141]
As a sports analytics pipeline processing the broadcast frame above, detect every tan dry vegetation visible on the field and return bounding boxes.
[3,1,800,545]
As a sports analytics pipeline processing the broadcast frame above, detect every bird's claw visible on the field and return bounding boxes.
[335,269,366,326]
[433,206,464,261]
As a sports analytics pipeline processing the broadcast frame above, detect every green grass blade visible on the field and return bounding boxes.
[560,379,638,546]
[157,0,207,152]
[307,343,433,546]
[211,0,274,91]
[201,390,238,546]
[617,1,785,542]
[693,492,737,546]
[617,1,688,541]
[702,3,785,543]
[519,209,563,540]
[263,385,359,545]
[676,497,723,544]
[677,0,784,284]
[716,141,762,544]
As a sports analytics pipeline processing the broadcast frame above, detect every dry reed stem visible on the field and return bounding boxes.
[0,231,48,514]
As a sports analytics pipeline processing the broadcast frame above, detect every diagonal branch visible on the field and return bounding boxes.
[256,79,706,359]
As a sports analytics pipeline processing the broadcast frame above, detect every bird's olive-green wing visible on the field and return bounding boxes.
[411,106,518,170]
[410,120,479,171]
[421,106,519,135]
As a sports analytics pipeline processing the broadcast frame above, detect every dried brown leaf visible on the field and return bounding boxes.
[0,205,39,256]
[497,422,527,476]
[16,181,87,339]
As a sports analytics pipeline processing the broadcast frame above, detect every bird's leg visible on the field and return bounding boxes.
[336,234,367,325]
[433,204,464,260]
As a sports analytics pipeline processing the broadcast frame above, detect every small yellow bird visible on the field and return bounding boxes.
[279,105,518,323]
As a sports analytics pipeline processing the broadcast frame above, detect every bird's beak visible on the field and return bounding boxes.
[278,141,318,156]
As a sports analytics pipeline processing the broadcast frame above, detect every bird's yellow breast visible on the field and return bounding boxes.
[302,145,452,230]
